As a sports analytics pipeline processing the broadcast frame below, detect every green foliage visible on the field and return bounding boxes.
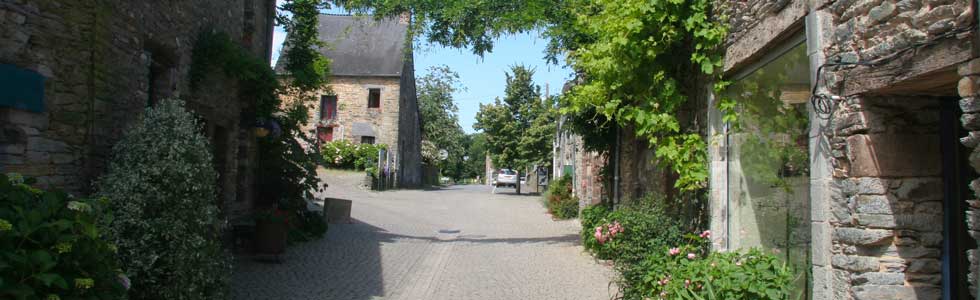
[190,31,281,118]
[726,45,810,189]
[418,65,467,178]
[581,201,684,265]
[636,236,793,300]
[0,174,127,300]
[337,0,558,56]
[562,0,729,191]
[96,99,228,300]
[580,199,688,299]
[255,102,325,224]
[544,174,577,219]
[277,0,331,91]
[335,0,729,192]
[287,209,328,244]
[320,140,388,172]
[461,133,489,180]
[474,65,556,183]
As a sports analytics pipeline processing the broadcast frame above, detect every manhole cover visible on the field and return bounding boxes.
[438,229,461,234]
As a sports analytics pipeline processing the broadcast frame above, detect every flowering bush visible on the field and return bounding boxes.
[0,174,128,300]
[638,232,793,300]
[96,99,229,300]
[544,174,578,219]
[580,203,683,265]
[321,140,387,171]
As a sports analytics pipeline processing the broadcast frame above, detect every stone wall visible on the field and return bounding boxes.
[960,57,980,299]
[552,128,608,208]
[0,0,275,218]
[824,96,946,300]
[298,76,403,151]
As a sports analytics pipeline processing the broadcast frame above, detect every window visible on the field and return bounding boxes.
[361,136,376,144]
[367,88,381,108]
[320,95,337,120]
[723,39,810,298]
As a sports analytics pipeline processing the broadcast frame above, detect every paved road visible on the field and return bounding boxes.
[231,170,616,300]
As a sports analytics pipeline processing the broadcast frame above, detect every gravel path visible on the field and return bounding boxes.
[231,169,616,300]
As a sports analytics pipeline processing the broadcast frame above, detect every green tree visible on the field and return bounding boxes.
[334,0,726,192]
[418,65,467,179]
[462,133,488,181]
[475,65,555,194]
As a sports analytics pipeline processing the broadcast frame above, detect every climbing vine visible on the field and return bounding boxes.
[562,0,730,191]
[277,0,331,91]
[190,31,281,118]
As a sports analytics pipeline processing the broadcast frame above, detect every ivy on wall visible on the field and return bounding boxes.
[562,0,730,191]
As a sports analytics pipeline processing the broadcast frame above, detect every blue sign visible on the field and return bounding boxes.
[0,64,45,113]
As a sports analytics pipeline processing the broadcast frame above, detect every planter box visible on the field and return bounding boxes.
[324,198,352,224]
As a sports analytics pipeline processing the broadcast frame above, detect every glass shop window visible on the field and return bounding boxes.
[723,41,811,299]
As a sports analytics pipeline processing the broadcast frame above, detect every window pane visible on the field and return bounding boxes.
[321,95,337,119]
[361,136,375,144]
[368,89,380,108]
[724,42,810,299]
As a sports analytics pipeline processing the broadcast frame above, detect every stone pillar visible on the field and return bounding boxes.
[959,57,980,299]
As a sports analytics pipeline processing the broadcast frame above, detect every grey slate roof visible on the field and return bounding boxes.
[275,14,408,77]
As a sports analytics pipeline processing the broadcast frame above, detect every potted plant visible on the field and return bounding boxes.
[253,208,290,259]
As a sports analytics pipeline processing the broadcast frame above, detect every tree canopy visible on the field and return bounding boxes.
[330,0,728,192]
[417,65,467,179]
[475,65,555,180]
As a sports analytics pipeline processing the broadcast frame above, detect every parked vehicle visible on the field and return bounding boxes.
[495,169,518,188]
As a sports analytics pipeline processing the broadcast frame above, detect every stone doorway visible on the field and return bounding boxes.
[940,97,976,299]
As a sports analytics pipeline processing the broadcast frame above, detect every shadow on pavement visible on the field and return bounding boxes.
[232,219,387,300]
[233,215,583,299]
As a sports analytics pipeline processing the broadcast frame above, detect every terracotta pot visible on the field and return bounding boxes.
[254,220,288,255]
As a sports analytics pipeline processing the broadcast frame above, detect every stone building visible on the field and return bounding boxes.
[704,0,979,298]
[0,0,276,218]
[553,115,608,208]
[578,0,979,298]
[277,14,422,187]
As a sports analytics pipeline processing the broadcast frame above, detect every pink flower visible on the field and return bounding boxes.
[687,253,696,260]
[594,230,602,241]
[700,230,711,238]
[685,279,691,287]
[669,248,680,256]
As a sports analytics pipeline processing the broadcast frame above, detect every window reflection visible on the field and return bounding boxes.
[724,41,810,299]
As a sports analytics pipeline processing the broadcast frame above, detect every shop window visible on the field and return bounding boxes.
[368,88,380,108]
[723,39,810,299]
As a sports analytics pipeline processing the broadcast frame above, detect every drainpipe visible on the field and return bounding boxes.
[613,124,621,207]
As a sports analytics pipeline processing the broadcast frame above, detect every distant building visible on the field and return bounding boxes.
[277,14,422,187]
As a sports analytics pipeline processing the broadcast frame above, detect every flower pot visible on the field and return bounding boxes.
[254,220,288,255]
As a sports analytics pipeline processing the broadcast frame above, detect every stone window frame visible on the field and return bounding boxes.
[363,84,385,110]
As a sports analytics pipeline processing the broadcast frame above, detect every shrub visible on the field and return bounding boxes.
[582,202,684,264]
[636,234,793,300]
[0,174,128,300]
[321,140,387,171]
[96,99,229,300]
[544,174,578,219]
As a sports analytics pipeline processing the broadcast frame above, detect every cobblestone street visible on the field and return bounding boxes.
[232,170,616,300]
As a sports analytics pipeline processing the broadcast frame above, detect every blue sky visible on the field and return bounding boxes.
[271,6,573,133]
